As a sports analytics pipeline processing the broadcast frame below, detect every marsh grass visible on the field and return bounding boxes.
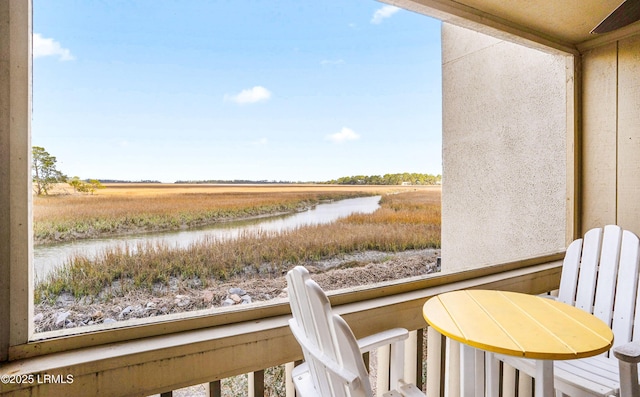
[35,189,441,302]
[34,188,373,244]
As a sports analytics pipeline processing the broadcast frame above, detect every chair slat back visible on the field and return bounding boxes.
[331,314,371,395]
[575,227,604,313]
[287,266,373,397]
[615,230,640,345]
[557,238,583,305]
[288,266,335,396]
[558,225,640,355]
[593,225,622,325]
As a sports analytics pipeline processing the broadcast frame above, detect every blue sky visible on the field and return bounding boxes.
[33,1,442,183]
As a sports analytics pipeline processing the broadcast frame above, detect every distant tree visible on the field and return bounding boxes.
[328,172,441,186]
[87,179,106,194]
[32,146,67,195]
[68,176,84,192]
[68,176,105,195]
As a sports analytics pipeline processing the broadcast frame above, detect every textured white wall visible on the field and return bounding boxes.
[441,24,567,272]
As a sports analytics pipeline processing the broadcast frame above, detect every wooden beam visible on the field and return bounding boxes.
[566,55,583,243]
[0,0,32,363]
[382,0,579,56]
[577,23,640,53]
[0,0,12,365]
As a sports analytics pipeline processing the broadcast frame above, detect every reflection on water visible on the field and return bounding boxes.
[34,195,381,279]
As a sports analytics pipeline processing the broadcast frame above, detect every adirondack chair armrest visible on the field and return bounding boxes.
[614,342,640,364]
[357,327,410,353]
[397,379,427,397]
[613,342,640,397]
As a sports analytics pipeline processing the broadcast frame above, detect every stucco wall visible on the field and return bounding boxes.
[441,24,567,272]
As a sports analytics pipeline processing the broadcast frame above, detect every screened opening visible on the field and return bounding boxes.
[31,0,443,334]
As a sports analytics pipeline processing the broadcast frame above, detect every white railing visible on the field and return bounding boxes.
[0,254,562,397]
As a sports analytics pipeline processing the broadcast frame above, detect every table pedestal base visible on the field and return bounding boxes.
[535,359,554,397]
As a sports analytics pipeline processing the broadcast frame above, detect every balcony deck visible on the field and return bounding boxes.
[0,253,562,397]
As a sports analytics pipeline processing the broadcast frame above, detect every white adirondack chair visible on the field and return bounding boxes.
[286,265,425,397]
[498,225,640,397]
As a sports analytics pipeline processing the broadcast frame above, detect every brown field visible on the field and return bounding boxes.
[97,183,424,195]
[47,182,429,196]
[35,186,442,301]
[34,183,439,244]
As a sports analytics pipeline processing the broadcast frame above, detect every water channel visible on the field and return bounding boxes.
[34,195,382,279]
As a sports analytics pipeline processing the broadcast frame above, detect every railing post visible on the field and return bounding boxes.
[404,330,418,387]
[209,380,221,397]
[485,352,499,396]
[519,372,533,397]
[503,363,516,397]
[376,345,391,396]
[416,328,424,390]
[248,370,265,397]
[460,344,476,396]
[285,362,296,397]
[426,326,443,397]
[447,338,461,397]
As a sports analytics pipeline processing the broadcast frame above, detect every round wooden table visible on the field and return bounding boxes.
[423,289,614,397]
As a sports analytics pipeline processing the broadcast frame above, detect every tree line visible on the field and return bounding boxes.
[31,146,441,194]
[174,179,294,184]
[325,173,441,185]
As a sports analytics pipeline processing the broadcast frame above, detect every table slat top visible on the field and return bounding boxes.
[423,290,614,360]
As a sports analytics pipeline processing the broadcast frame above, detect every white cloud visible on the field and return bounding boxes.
[321,59,345,66]
[224,86,272,105]
[326,127,360,144]
[33,33,75,61]
[371,5,400,24]
[251,138,268,146]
